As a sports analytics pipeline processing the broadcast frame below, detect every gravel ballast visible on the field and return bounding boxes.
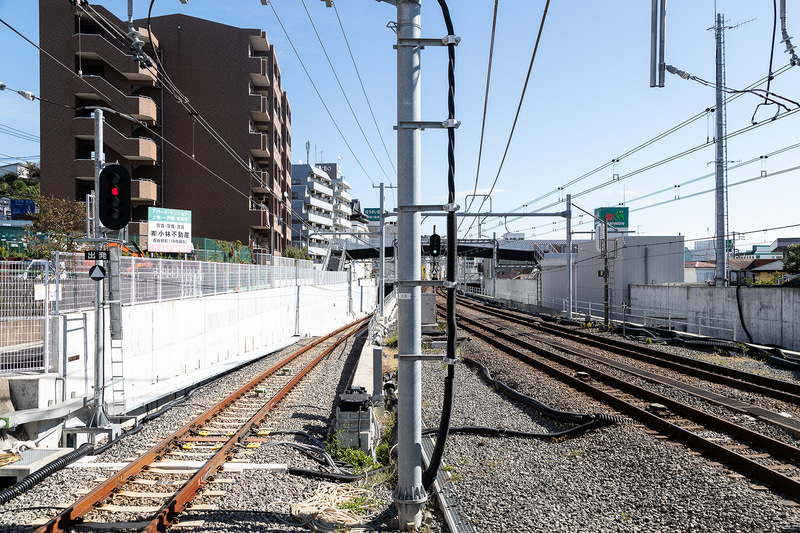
[420,335,800,532]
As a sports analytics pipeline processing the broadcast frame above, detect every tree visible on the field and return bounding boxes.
[785,243,800,275]
[26,195,86,257]
[284,245,310,261]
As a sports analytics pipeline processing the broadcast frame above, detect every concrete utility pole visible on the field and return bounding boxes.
[713,13,727,286]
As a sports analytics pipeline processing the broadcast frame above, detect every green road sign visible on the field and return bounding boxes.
[364,208,381,222]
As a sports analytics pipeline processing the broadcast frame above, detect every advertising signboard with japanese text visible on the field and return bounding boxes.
[148,207,192,253]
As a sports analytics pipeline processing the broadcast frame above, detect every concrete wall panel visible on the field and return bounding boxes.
[48,279,377,416]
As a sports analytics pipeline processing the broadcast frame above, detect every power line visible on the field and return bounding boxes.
[459,0,499,233]
[266,1,379,200]
[298,0,393,185]
[331,1,396,181]
[472,64,795,238]
[464,0,551,238]
[474,76,799,237]
[0,123,39,143]
[517,163,800,239]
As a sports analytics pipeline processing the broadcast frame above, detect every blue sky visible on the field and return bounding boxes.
[1,1,798,251]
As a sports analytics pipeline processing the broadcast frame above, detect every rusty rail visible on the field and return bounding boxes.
[445,304,800,500]
[34,316,370,533]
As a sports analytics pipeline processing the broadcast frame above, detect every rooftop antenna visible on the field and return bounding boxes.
[306,140,310,166]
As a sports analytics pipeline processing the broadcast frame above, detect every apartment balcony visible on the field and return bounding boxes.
[249,34,271,58]
[249,110,270,133]
[74,33,157,85]
[131,179,158,205]
[75,119,158,164]
[74,76,158,124]
[249,72,270,95]
[334,188,352,203]
[128,221,148,249]
[306,195,333,212]
[73,159,97,182]
[308,181,332,197]
[334,203,352,217]
[300,211,333,227]
[250,142,271,167]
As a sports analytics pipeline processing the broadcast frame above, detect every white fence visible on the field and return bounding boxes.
[463,285,738,340]
[0,253,348,373]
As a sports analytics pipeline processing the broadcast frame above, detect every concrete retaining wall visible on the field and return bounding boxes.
[630,285,799,350]
[16,278,377,423]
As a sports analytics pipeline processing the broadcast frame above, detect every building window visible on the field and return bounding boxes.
[292,192,298,200]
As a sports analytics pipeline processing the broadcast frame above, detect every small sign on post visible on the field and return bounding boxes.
[88,265,106,281]
[85,250,109,261]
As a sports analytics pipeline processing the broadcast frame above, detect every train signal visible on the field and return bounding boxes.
[430,233,441,257]
[98,164,131,230]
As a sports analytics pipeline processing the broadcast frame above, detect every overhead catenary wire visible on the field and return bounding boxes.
[331,1,396,182]
[472,64,795,238]
[464,0,551,239]
[266,1,379,201]
[475,91,800,237]
[459,0,500,233]
[299,0,394,185]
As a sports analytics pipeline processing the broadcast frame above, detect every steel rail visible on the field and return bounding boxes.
[34,316,370,533]
[144,316,370,532]
[458,295,800,403]
[445,305,800,499]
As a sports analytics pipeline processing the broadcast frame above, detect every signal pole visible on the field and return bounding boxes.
[90,109,109,428]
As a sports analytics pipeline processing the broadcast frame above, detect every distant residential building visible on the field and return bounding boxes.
[770,238,800,259]
[736,244,782,260]
[349,198,369,239]
[39,3,291,255]
[291,162,334,261]
[316,162,353,235]
[685,261,716,283]
[0,164,29,180]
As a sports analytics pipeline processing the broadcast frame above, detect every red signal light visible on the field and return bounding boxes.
[110,186,120,196]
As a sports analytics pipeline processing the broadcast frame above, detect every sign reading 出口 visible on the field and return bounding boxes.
[148,207,192,253]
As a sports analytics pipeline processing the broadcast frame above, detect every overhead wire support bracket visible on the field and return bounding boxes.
[396,353,453,361]
[395,36,461,48]
[395,203,460,213]
[396,280,447,287]
[396,120,461,130]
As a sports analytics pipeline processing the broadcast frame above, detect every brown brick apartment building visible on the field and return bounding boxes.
[39,2,291,255]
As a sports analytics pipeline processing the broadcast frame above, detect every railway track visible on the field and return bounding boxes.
[33,317,370,533]
[439,299,800,500]
[457,296,800,407]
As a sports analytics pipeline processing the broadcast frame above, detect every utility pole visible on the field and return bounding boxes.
[603,220,610,328]
[389,0,426,528]
[374,183,386,317]
[566,194,573,320]
[713,13,727,286]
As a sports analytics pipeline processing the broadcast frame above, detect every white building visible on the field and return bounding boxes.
[291,163,335,261]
